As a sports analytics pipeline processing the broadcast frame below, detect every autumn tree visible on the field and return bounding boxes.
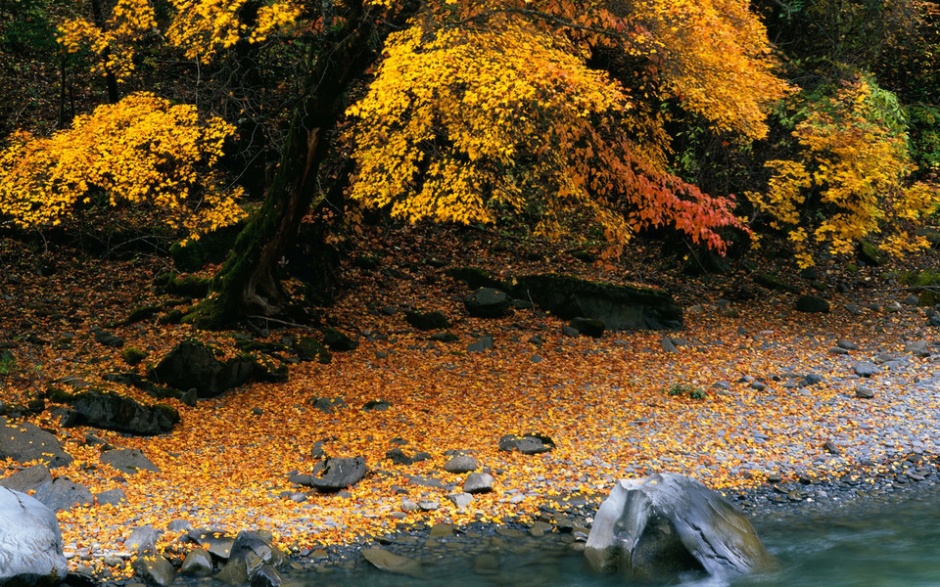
[1,0,791,325]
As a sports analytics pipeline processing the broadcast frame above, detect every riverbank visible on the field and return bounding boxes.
[1,226,939,584]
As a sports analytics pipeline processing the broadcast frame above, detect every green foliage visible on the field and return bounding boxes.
[121,347,148,366]
[0,0,58,54]
[907,104,940,172]
[666,383,707,400]
[0,350,15,375]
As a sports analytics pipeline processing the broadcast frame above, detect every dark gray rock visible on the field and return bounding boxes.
[904,340,930,357]
[510,274,682,330]
[310,457,367,492]
[33,478,93,512]
[126,526,162,553]
[464,288,511,319]
[404,311,451,331]
[854,362,880,377]
[796,295,830,313]
[585,473,775,580]
[755,273,801,294]
[800,373,824,387]
[322,328,358,352]
[0,418,72,468]
[0,465,53,493]
[148,339,255,397]
[186,530,235,560]
[467,335,495,353]
[250,564,283,587]
[133,552,176,587]
[100,449,160,475]
[447,493,474,509]
[0,487,68,587]
[499,434,554,455]
[837,339,859,350]
[463,472,494,494]
[856,386,875,399]
[92,327,124,348]
[362,400,391,412]
[180,548,214,577]
[310,396,346,413]
[215,531,285,586]
[64,390,179,436]
[95,489,127,506]
[443,455,478,473]
[569,317,605,338]
[660,337,678,353]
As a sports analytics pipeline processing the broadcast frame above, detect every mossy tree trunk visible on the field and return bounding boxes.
[193,1,419,328]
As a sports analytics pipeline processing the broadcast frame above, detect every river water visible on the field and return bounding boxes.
[299,489,940,587]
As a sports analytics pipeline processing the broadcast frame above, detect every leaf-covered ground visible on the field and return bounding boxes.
[1,224,939,578]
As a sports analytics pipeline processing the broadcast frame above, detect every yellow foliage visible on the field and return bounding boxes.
[345,0,790,255]
[167,0,302,60]
[0,93,246,241]
[754,76,940,267]
[57,0,157,81]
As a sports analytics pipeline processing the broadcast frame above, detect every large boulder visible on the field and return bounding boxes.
[61,390,179,436]
[584,473,775,581]
[0,487,68,587]
[0,418,72,468]
[510,274,682,330]
[148,339,255,398]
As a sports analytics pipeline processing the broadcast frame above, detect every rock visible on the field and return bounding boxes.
[361,548,426,579]
[180,548,214,577]
[428,332,459,343]
[464,288,511,318]
[126,526,162,553]
[0,465,53,492]
[404,311,451,331]
[856,386,875,399]
[148,339,255,398]
[660,337,678,353]
[294,336,331,364]
[429,523,454,537]
[61,390,179,436]
[92,327,124,348]
[467,335,495,353]
[100,449,160,475]
[0,418,73,468]
[133,552,176,587]
[322,328,358,352]
[561,325,580,337]
[510,274,682,330]
[837,339,859,350]
[310,396,346,413]
[186,530,235,560]
[0,487,68,587]
[499,434,554,454]
[215,531,286,586]
[584,473,775,580]
[446,267,506,291]
[96,488,126,506]
[362,400,391,412]
[447,493,474,509]
[250,564,282,587]
[310,457,367,492]
[755,273,801,294]
[463,472,494,494]
[854,362,880,377]
[796,295,830,313]
[569,317,605,338]
[857,240,887,266]
[800,373,824,387]
[904,340,931,357]
[33,478,93,512]
[443,455,478,473]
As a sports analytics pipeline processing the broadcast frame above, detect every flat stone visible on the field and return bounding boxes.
[463,472,494,494]
[447,493,473,509]
[854,362,880,377]
[856,386,875,399]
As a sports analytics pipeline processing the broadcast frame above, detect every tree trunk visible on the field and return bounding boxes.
[89,0,119,103]
[193,2,418,328]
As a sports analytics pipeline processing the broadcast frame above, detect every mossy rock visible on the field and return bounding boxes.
[170,223,243,272]
[858,240,887,266]
[754,273,800,294]
[155,273,211,299]
[445,267,505,291]
[295,336,332,364]
[121,347,148,366]
[901,269,940,306]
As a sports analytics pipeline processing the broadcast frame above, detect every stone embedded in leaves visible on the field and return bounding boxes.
[796,295,830,313]
[464,288,511,318]
[148,339,255,397]
[499,434,554,455]
[0,418,73,468]
[310,457,367,492]
[404,310,451,331]
[569,317,605,338]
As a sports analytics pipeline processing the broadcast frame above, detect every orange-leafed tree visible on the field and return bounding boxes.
[190,0,790,325]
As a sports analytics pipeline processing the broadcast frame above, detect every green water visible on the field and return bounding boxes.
[302,490,940,586]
